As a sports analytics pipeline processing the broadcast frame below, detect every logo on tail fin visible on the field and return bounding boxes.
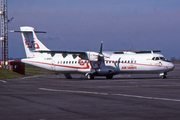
[25,41,40,49]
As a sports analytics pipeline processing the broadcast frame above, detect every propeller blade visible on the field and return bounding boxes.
[99,41,103,54]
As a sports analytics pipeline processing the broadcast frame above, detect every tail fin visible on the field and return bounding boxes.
[20,26,50,58]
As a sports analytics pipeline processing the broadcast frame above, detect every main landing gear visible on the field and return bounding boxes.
[106,75,113,79]
[86,73,114,80]
[64,74,72,79]
[87,74,94,79]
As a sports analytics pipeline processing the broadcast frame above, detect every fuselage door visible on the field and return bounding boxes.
[51,60,56,70]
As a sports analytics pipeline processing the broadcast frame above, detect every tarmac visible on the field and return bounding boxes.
[0,64,180,120]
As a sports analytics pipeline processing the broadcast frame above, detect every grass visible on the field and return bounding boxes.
[172,61,180,64]
[0,67,23,79]
[0,64,60,79]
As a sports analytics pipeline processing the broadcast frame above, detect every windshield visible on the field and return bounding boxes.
[152,57,169,62]
[160,57,169,62]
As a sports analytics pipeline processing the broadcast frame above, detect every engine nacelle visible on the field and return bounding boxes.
[86,52,99,61]
[96,67,114,75]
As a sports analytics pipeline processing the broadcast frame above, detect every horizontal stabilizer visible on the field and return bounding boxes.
[10,30,46,33]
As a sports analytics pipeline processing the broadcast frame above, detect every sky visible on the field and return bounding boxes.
[3,0,180,59]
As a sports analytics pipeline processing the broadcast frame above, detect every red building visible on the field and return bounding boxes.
[0,60,25,75]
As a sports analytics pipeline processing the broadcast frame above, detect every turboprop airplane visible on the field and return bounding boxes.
[13,26,174,79]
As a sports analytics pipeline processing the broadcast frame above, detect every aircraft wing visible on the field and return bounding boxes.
[114,50,161,54]
[34,50,87,58]
[135,50,161,54]
[36,50,86,54]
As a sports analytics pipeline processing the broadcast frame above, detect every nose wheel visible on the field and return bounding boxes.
[159,72,167,79]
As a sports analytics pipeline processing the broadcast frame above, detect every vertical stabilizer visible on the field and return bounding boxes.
[20,26,50,58]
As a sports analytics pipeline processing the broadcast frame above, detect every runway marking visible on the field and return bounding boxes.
[112,94,180,102]
[39,88,180,102]
[0,80,6,83]
[117,84,180,88]
[39,88,109,95]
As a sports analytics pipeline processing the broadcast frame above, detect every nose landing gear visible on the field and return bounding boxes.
[159,72,167,79]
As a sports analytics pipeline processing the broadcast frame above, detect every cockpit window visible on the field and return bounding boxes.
[152,57,169,62]
[160,57,168,62]
[155,57,160,60]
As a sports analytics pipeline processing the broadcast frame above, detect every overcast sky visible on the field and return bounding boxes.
[5,0,180,59]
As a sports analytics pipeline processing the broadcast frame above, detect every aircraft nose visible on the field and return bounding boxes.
[167,63,175,71]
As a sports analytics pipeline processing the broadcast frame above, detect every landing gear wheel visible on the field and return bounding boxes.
[87,74,94,79]
[159,72,167,79]
[106,75,113,79]
[161,75,167,79]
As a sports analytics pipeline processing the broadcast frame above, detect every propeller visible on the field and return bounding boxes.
[97,41,106,69]
[98,41,104,62]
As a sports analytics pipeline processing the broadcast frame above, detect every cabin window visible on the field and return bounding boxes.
[125,61,127,63]
[106,61,108,64]
[131,60,133,63]
[72,61,74,64]
[112,61,114,63]
[128,60,130,63]
[66,61,68,64]
[109,61,111,63]
[75,61,77,64]
[134,60,136,63]
[122,61,124,63]
[69,61,71,64]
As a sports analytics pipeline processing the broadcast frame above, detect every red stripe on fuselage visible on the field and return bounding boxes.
[22,60,90,69]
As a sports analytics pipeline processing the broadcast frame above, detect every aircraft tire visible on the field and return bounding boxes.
[106,75,113,79]
[87,74,94,79]
[161,75,167,79]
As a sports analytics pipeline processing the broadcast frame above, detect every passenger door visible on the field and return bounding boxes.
[51,60,56,70]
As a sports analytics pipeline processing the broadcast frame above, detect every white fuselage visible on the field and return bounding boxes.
[21,52,174,76]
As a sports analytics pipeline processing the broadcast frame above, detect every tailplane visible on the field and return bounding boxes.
[19,26,50,58]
